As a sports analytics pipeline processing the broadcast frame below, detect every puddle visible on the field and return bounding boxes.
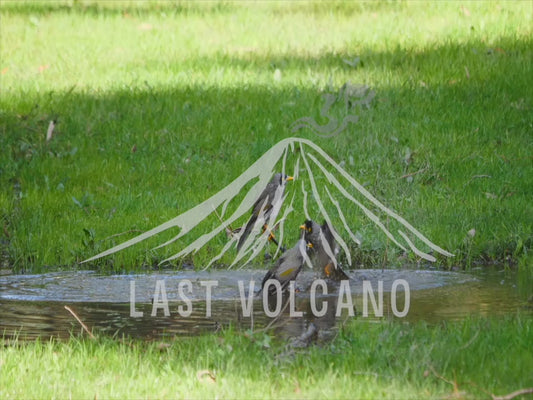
[0,268,530,340]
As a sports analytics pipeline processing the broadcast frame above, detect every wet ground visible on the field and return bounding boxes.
[0,268,531,340]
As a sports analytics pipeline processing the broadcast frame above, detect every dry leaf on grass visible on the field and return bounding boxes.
[196,370,216,384]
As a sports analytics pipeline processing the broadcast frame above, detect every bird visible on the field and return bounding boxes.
[300,219,349,281]
[236,172,293,251]
[260,233,312,295]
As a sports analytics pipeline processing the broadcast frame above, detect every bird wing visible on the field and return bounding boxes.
[278,266,299,279]
[321,221,337,254]
[251,182,276,216]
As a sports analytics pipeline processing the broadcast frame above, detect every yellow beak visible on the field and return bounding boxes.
[299,224,306,230]
[286,176,294,181]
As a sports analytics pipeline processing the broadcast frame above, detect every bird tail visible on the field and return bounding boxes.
[336,266,350,281]
[237,215,257,251]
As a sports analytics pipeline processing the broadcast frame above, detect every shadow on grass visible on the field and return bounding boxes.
[0,37,531,271]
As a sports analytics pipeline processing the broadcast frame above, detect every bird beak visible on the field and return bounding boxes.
[299,224,306,230]
[286,176,294,182]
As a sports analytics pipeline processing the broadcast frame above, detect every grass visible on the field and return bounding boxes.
[1,315,531,399]
[0,1,532,272]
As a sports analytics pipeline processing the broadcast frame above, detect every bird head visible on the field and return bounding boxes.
[299,220,322,251]
[300,220,321,236]
[272,172,294,185]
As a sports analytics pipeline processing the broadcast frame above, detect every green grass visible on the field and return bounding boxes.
[1,315,531,399]
[0,1,532,271]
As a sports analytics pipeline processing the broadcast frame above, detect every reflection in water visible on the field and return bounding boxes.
[0,268,530,341]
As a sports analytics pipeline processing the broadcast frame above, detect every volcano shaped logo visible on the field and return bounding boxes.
[83,137,453,268]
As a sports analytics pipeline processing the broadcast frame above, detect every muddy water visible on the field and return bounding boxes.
[0,268,530,340]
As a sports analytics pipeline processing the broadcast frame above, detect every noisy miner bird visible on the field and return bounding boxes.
[237,172,293,251]
[260,232,312,295]
[301,220,349,281]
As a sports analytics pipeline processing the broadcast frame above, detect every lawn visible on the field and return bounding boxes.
[0,1,531,272]
[2,315,532,399]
